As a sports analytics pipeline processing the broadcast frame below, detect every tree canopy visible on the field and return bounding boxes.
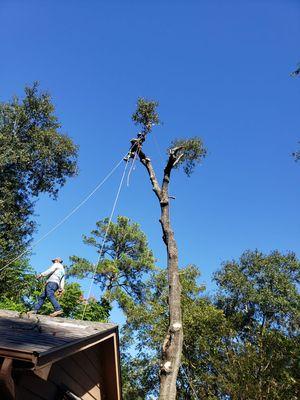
[213,250,300,400]
[68,216,155,309]
[120,250,300,400]
[132,97,160,133]
[0,83,78,262]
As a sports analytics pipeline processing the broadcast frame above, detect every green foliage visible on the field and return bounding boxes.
[0,259,38,305]
[58,282,84,317]
[0,83,78,261]
[74,297,111,322]
[169,137,207,176]
[213,250,300,400]
[131,97,160,133]
[0,297,27,312]
[130,98,207,178]
[122,352,158,400]
[68,216,155,308]
[214,250,300,334]
[121,251,300,400]
[121,265,228,399]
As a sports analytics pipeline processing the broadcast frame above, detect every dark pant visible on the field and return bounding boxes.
[34,282,62,312]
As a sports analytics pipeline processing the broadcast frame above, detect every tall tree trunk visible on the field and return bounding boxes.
[159,201,183,400]
[128,99,205,399]
[138,152,184,400]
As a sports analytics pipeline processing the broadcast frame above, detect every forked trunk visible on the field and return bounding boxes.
[138,150,184,400]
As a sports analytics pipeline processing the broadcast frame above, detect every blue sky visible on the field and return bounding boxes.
[1,1,300,323]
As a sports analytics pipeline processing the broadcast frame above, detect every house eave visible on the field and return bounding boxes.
[34,326,118,367]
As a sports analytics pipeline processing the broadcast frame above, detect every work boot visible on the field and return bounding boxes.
[50,310,63,317]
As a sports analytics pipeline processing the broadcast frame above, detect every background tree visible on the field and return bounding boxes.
[0,83,78,265]
[68,216,155,311]
[0,259,36,307]
[121,250,300,400]
[121,265,229,400]
[128,98,206,399]
[214,250,300,400]
[0,259,38,313]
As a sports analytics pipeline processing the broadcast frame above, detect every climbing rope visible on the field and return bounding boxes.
[126,151,138,186]
[126,142,144,187]
[0,152,129,275]
[81,157,130,319]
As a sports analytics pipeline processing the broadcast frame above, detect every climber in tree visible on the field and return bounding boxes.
[124,132,147,161]
[29,257,65,317]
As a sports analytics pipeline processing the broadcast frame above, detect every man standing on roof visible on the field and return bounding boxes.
[29,257,65,317]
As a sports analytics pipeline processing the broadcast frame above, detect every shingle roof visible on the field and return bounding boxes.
[0,309,118,367]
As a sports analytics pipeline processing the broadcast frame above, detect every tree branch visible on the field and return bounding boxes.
[162,146,185,197]
[138,150,162,201]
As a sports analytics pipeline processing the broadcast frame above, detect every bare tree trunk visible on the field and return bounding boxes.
[159,202,183,400]
[138,151,183,400]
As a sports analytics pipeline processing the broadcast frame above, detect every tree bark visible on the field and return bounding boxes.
[139,151,183,400]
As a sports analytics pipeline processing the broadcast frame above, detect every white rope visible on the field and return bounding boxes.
[0,154,127,274]
[81,158,130,319]
[126,151,138,187]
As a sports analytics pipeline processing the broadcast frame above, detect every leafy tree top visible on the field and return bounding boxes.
[131,98,207,180]
[0,83,78,259]
[0,82,78,198]
[131,98,160,133]
[68,216,155,307]
[214,249,300,334]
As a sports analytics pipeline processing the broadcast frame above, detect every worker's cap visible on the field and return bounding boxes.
[52,257,63,263]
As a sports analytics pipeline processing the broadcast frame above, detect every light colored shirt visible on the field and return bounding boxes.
[41,262,65,290]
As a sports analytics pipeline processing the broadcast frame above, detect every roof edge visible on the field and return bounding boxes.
[35,326,118,367]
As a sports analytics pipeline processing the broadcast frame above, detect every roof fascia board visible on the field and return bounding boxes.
[35,327,118,367]
[0,348,35,363]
